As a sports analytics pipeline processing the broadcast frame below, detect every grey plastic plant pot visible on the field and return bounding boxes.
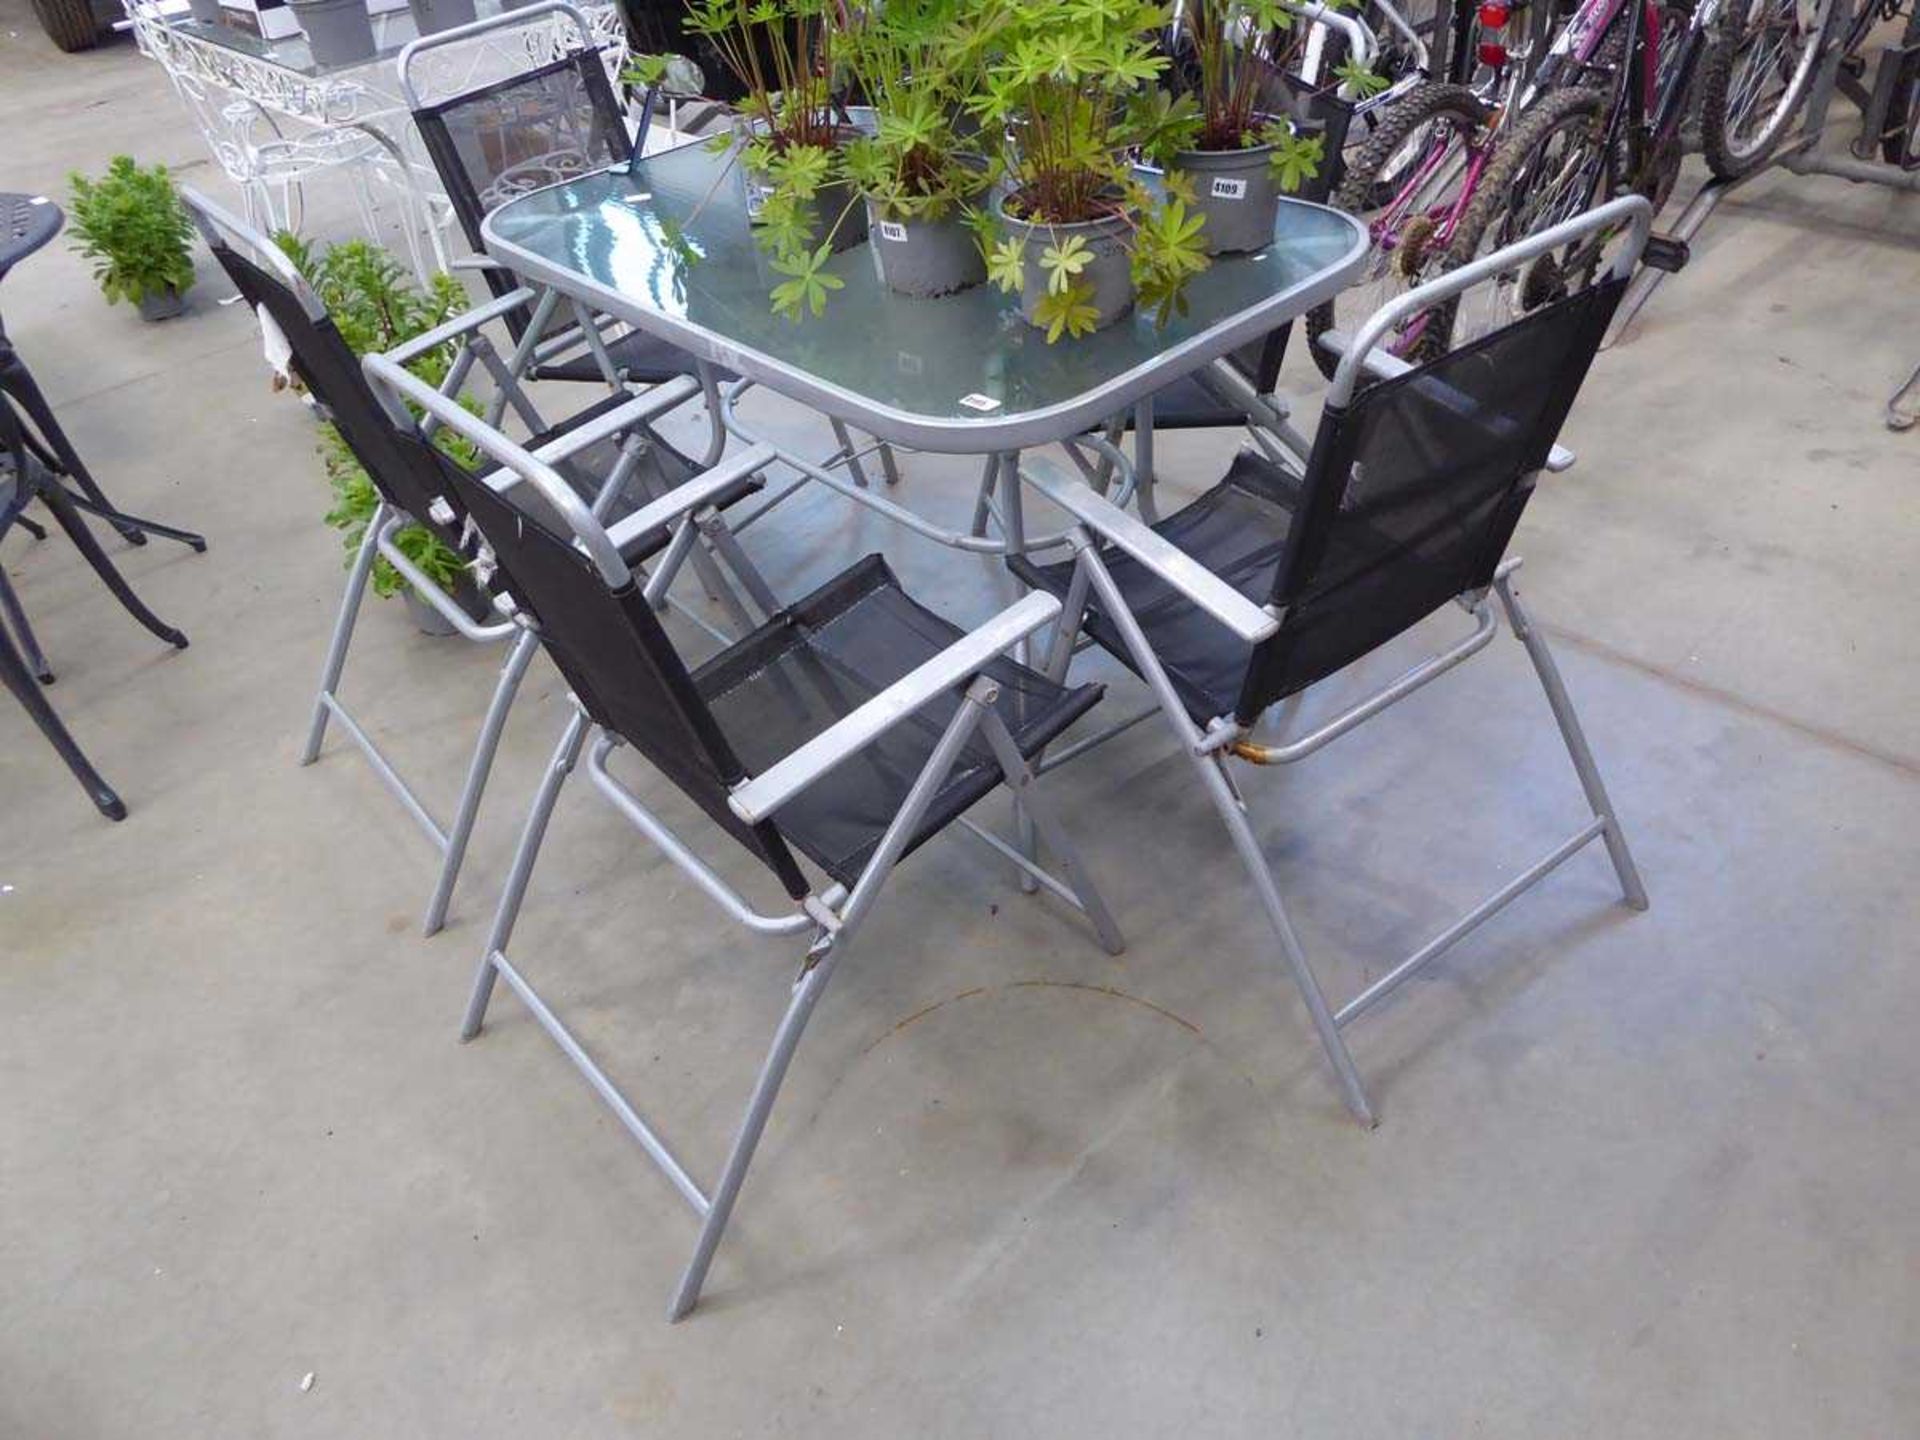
[184,0,222,25]
[402,574,490,636]
[287,0,375,66]
[996,198,1134,335]
[407,0,475,34]
[1173,141,1281,256]
[136,285,187,321]
[864,201,986,298]
[744,174,868,253]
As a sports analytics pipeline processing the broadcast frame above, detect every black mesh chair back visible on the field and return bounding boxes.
[413,52,629,312]
[202,236,465,544]
[433,453,813,899]
[1236,274,1626,720]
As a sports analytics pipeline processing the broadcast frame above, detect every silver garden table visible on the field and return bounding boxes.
[482,139,1368,554]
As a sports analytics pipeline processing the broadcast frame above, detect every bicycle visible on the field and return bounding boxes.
[1307,0,1840,368]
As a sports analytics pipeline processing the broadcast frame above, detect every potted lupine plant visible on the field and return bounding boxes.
[971,0,1212,341]
[837,0,1001,298]
[1154,0,1384,253]
[681,0,869,305]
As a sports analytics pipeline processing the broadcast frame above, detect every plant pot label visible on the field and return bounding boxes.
[1210,176,1249,200]
[958,393,1002,412]
[745,189,767,220]
[878,220,910,243]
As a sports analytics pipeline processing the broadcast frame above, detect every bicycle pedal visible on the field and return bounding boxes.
[1642,234,1691,273]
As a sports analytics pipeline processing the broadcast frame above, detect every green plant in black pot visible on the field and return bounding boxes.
[66,156,197,319]
[274,233,490,633]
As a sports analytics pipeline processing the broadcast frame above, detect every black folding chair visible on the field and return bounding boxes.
[186,185,775,934]
[1084,9,1363,514]
[366,345,1125,1320]
[1009,197,1654,1126]
[0,386,190,820]
[398,2,903,494]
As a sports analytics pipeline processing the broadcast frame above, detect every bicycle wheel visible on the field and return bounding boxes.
[1437,86,1617,342]
[1305,81,1492,379]
[1699,0,1836,178]
[1880,13,1920,165]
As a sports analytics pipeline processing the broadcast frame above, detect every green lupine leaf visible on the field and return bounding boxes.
[1268,129,1326,193]
[1038,233,1094,295]
[1033,280,1102,343]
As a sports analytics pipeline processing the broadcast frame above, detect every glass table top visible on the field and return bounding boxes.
[484,141,1369,451]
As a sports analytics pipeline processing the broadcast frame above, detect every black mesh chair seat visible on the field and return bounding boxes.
[532,326,736,388]
[1011,451,1302,724]
[527,393,750,546]
[695,555,1104,886]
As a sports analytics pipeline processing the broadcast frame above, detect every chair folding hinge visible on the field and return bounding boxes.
[1194,717,1244,757]
[801,893,842,935]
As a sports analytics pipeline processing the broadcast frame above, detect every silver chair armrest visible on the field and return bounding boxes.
[1019,456,1280,644]
[728,591,1063,825]
[1314,328,1577,472]
[382,286,539,366]
[524,375,702,465]
[364,348,629,585]
[601,441,776,553]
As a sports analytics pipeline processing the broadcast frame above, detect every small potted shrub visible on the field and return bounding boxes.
[66,157,197,321]
[1153,0,1381,253]
[274,234,490,635]
[838,0,997,298]
[971,0,1211,341]
[682,0,868,268]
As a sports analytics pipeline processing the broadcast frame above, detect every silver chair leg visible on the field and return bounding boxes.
[968,454,1000,538]
[1494,573,1649,911]
[422,627,541,936]
[668,939,840,1321]
[977,712,1125,955]
[302,502,384,765]
[829,418,872,489]
[877,439,902,486]
[1195,752,1376,1127]
[461,709,592,1042]
[1072,541,1374,1125]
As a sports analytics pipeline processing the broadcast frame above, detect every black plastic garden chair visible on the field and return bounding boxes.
[1007,197,1655,1126]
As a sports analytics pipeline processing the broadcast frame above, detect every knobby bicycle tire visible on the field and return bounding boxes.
[1305,81,1490,380]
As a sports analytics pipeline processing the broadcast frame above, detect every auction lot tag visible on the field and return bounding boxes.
[958,393,1002,412]
[1211,176,1248,200]
[879,220,909,242]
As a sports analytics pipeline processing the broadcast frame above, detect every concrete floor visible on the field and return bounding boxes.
[3,7,1918,1434]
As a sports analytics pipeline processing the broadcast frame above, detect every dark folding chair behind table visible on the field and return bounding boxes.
[366,345,1125,1321]
[1011,197,1655,1126]
[0,386,190,820]
[186,186,774,935]
[398,2,902,493]
[1096,20,1361,511]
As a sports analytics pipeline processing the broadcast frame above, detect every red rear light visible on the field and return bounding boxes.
[1478,39,1509,64]
[1478,2,1510,25]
